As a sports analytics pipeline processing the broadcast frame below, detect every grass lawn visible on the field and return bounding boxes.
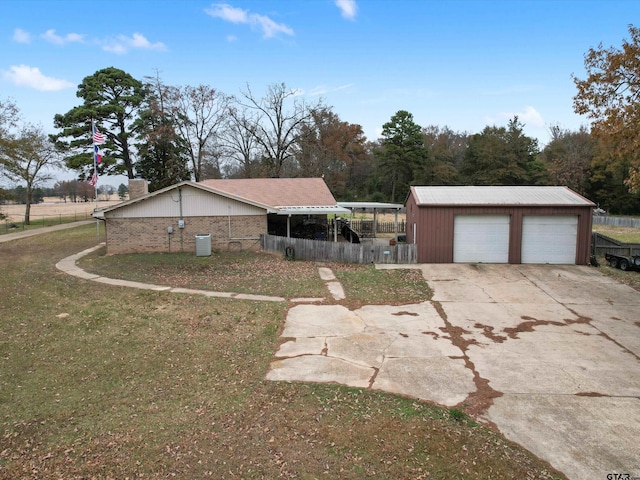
[592,223,640,243]
[0,215,92,236]
[0,224,565,479]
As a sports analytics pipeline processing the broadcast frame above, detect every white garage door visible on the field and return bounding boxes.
[521,215,578,264]
[454,215,510,263]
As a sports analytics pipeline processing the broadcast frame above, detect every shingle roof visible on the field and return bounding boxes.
[199,178,338,208]
[410,186,595,207]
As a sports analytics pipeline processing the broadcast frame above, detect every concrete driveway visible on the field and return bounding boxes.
[266,263,640,480]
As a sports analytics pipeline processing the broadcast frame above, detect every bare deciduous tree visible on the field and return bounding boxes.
[218,104,261,178]
[235,82,316,177]
[171,85,229,181]
[0,122,60,224]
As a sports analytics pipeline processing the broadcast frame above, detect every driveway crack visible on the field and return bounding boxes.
[565,307,640,362]
[432,300,503,419]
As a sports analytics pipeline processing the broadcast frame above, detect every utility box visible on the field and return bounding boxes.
[195,234,211,257]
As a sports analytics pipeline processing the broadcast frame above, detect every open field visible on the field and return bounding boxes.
[592,223,640,243]
[0,224,564,479]
[0,196,123,223]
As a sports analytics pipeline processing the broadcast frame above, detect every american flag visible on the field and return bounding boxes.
[93,125,105,145]
[89,171,98,186]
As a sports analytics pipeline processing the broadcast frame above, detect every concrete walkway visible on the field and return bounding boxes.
[56,243,350,304]
[56,244,287,302]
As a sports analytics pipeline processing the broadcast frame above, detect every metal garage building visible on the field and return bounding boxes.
[405,186,595,265]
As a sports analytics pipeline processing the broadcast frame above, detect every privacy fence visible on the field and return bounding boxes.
[592,232,640,257]
[592,215,640,228]
[261,234,417,264]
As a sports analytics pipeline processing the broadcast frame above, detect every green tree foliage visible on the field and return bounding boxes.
[118,183,129,200]
[419,125,467,185]
[589,151,640,214]
[460,117,542,185]
[296,107,368,198]
[573,25,640,192]
[52,67,146,180]
[541,125,595,196]
[135,75,191,191]
[375,110,429,202]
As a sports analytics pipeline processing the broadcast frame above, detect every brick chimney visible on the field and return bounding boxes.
[128,179,149,200]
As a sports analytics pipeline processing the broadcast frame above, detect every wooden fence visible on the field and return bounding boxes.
[592,232,640,257]
[261,234,417,264]
[348,220,406,236]
[592,215,640,228]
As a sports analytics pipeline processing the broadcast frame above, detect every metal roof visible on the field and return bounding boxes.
[276,205,352,215]
[338,202,404,210]
[410,186,595,207]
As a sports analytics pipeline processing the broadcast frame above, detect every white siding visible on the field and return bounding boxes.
[106,185,266,218]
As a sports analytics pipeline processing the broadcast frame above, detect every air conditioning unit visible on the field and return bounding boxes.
[195,233,211,257]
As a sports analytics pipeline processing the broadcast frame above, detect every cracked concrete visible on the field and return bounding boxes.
[53,237,640,480]
[268,263,640,480]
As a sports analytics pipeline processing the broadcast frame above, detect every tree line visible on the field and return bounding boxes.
[0,182,126,206]
[3,25,640,218]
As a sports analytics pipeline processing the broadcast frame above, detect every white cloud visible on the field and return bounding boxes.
[41,29,85,45]
[206,3,248,23]
[307,83,354,96]
[484,106,545,129]
[13,28,31,43]
[102,33,167,54]
[2,65,74,91]
[335,0,358,20]
[205,3,294,39]
[518,106,545,128]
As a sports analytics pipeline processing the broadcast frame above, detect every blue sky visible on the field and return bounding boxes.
[0,0,637,184]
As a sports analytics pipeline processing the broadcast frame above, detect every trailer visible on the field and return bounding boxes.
[605,252,640,271]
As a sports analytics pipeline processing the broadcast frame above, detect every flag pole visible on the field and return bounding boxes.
[92,119,99,241]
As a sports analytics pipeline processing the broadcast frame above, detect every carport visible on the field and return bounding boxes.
[405,186,595,264]
[337,201,404,241]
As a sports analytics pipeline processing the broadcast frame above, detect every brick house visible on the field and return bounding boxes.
[94,178,349,255]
